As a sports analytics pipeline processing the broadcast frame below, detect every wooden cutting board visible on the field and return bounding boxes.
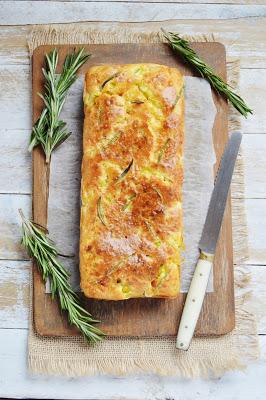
[32,42,235,337]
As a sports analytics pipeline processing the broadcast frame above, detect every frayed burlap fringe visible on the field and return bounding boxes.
[28,25,217,55]
[27,26,259,378]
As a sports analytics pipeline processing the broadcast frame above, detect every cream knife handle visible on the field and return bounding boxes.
[176,252,214,351]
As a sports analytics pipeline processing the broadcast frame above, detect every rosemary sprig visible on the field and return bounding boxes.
[161,29,252,118]
[29,48,91,162]
[19,209,105,344]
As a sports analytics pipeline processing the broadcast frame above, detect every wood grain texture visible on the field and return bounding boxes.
[242,134,266,198]
[240,69,266,133]
[31,42,234,337]
[0,195,30,261]
[0,26,29,65]
[246,199,266,265]
[40,0,265,5]
[0,261,30,329]
[2,2,266,25]
[39,0,266,3]
[0,328,265,399]
[0,1,266,397]
[3,20,266,69]
[0,65,31,130]
[0,129,31,194]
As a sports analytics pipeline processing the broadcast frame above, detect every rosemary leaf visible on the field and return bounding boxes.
[101,73,120,90]
[30,48,91,162]
[161,29,252,118]
[97,196,107,226]
[144,220,161,246]
[122,193,137,211]
[153,187,163,201]
[174,85,184,107]
[100,132,121,152]
[19,209,105,343]
[116,159,134,184]
[157,138,171,163]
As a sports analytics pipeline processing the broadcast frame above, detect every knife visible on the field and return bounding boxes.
[176,131,242,351]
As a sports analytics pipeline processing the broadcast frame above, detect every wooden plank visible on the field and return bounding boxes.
[0,129,31,194]
[2,22,266,69]
[246,199,266,265]
[0,261,30,329]
[0,194,30,260]
[2,2,266,25]
[40,1,266,3]
[248,265,266,335]
[32,42,234,338]
[0,327,265,399]
[0,65,31,130]
[242,134,266,198]
[240,69,266,134]
[0,26,29,65]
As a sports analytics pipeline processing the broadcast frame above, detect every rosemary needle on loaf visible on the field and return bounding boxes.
[19,209,105,344]
[29,48,90,162]
[161,29,252,118]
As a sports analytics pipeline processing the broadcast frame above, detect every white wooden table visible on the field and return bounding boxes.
[1,1,266,399]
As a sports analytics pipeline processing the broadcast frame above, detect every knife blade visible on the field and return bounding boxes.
[176,131,242,351]
[199,131,242,254]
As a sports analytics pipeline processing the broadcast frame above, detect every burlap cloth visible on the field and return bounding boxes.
[27,24,259,378]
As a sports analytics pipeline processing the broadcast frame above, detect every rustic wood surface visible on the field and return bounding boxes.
[32,42,233,337]
[1,1,266,399]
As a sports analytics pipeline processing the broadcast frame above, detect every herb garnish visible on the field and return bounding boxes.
[153,187,163,201]
[100,132,121,152]
[144,220,161,246]
[116,159,134,184]
[29,48,90,162]
[19,209,104,343]
[101,73,120,90]
[174,85,184,107]
[158,138,171,163]
[161,28,252,118]
[122,193,137,211]
[97,196,107,226]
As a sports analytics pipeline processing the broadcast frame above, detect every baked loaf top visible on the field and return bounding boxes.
[80,64,184,300]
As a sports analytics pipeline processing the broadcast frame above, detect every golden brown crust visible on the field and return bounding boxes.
[80,64,184,300]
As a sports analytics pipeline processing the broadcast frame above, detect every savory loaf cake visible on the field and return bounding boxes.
[80,64,184,300]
